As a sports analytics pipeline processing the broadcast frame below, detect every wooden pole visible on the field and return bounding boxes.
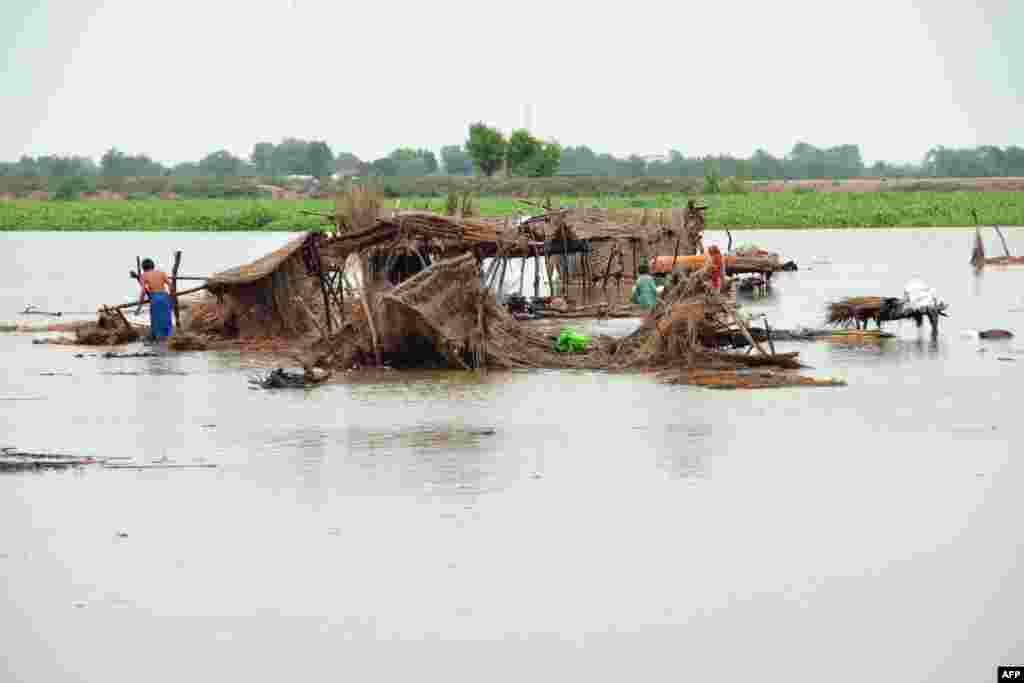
[764,316,776,354]
[720,297,768,356]
[533,248,541,298]
[170,251,182,331]
[670,233,682,278]
[134,256,145,315]
[498,256,508,299]
[994,225,1012,257]
[319,273,333,334]
[359,255,382,366]
[108,283,207,312]
[971,227,986,268]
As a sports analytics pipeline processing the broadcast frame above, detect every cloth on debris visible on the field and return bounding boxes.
[148,292,173,339]
[554,327,589,353]
[902,279,944,313]
[631,273,658,309]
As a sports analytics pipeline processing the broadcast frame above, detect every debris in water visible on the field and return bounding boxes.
[0,447,102,470]
[249,367,331,389]
[103,463,218,470]
[100,351,160,359]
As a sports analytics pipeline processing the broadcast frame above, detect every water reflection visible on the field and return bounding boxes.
[345,423,518,502]
[654,422,713,482]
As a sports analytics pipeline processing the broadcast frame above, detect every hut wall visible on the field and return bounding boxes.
[221,251,319,338]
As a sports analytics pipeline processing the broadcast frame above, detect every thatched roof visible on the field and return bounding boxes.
[207,233,312,288]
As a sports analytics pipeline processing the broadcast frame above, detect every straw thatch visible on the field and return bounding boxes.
[825,296,903,328]
[376,252,613,369]
[204,233,324,338]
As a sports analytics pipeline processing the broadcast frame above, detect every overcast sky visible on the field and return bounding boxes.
[2,0,1021,165]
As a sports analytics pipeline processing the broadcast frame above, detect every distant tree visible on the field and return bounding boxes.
[536,142,561,177]
[308,140,334,179]
[750,149,783,179]
[506,129,542,175]
[199,150,244,177]
[368,157,399,176]
[99,148,164,176]
[272,138,312,175]
[440,145,470,175]
[387,148,437,175]
[703,157,721,194]
[101,148,125,176]
[626,155,647,177]
[466,123,506,177]
[171,162,201,177]
[334,152,365,176]
[420,150,439,175]
[53,175,90,200]
[250,142,276,175]
[506,130,560,177]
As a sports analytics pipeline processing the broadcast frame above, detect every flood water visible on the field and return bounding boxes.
[1,229,1022,682]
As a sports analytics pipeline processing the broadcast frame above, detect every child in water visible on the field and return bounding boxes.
[137,258,173,339]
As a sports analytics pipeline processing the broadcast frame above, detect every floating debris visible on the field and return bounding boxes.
[103,463,217,470]
[249,367,331,389]
[100,351,160,359]
[0,447,103,471]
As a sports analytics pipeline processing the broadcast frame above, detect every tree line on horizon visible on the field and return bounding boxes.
[3,125,1024,181]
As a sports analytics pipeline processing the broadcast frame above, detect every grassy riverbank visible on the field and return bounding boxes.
[2,192,1022,230]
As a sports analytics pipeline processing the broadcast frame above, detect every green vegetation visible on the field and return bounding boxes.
[465,123,507,177]
[3,192,1023,231]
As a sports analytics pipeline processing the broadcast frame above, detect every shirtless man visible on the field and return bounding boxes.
[137,258,173,339]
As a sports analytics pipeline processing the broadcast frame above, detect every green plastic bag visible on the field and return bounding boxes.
[554,327,589,353]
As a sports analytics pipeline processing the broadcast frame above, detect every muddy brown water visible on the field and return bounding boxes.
[1,230,1023,682]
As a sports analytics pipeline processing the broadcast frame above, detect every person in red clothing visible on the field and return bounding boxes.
[706,244,724,293]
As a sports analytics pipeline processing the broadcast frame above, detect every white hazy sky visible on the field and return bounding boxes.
[2,0,1021,165]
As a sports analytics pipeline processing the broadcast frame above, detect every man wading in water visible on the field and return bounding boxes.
[136,258,173,340]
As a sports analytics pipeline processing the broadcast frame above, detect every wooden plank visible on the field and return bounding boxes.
[170,251,182,331]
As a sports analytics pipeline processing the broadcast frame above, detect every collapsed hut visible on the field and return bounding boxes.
[73,188,831,389]
[198,233,328,338]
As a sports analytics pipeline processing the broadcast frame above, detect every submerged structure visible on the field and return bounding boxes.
[78,190,825,388]
[826,279,948,337]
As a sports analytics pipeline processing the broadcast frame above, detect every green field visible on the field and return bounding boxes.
[1,192,1022,231]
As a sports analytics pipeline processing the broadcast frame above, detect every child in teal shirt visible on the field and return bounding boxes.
[631,263,658,310]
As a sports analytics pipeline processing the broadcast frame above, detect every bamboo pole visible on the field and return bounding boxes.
[134,256,145,315]
[108,284,208,312]
[533,247,541,298]
[359,255,382,366]
[994,225,1012,257]
[170,251,182,331]
[497,256,508,299]
[319,273,333,334]
[719,296,768,356]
